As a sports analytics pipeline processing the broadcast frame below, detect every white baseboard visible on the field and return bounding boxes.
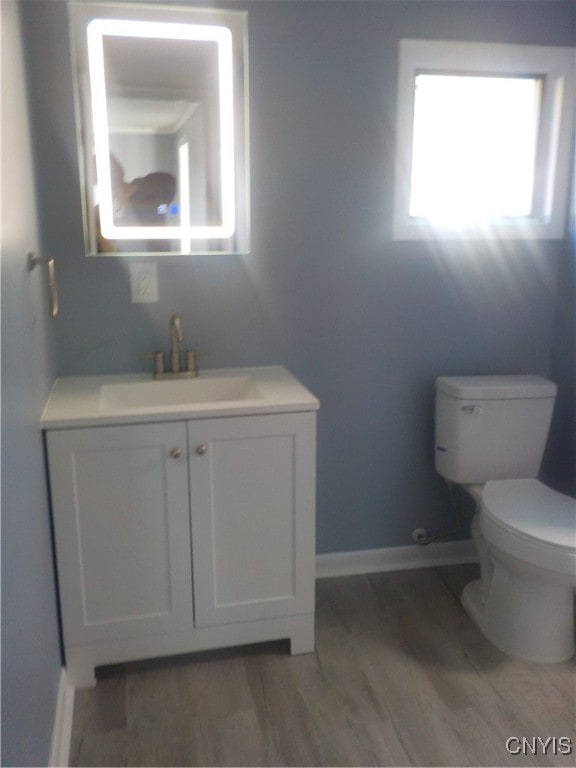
[49,668,75,768]
[316,539,478,579]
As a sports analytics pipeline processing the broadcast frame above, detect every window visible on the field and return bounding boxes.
[393,40,575,240]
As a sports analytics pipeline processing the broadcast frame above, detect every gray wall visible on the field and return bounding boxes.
[543,174,576,497]
[1,2,61,765]
[21,0,575,556]
[3,2,573,764]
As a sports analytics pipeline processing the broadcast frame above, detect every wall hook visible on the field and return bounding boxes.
[26,251,58,317]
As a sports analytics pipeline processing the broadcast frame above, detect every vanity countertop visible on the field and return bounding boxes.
[42,366,320,429]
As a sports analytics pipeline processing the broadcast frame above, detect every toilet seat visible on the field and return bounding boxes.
[483,479,575,548]
[480,479,576,577]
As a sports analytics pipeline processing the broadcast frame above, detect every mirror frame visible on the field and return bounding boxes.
[69,1,250,256]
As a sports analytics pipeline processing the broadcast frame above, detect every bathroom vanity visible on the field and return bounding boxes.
[42,367,319,687]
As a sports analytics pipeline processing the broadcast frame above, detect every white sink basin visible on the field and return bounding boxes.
[42,367,320,428]
[100,375,263,411]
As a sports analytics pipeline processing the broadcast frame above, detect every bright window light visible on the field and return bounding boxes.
[393,40,575,241]
[410,74,541,223]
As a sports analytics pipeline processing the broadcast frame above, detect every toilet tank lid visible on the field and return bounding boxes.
[435,375,557,400]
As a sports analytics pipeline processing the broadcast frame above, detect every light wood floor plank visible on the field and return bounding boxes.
[69,674,127,766]
[69,565,575,767]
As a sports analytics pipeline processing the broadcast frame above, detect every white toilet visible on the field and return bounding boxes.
[434,375,576,663]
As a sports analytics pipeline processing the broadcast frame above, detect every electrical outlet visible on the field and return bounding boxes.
[129,262,158,303]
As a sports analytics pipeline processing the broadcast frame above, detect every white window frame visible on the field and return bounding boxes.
[393,39,575,241]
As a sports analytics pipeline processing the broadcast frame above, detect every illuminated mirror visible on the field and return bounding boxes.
[69,2,249,255]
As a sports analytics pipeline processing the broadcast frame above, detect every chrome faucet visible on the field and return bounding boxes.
[144,314,203,377]
[169,313,183,373]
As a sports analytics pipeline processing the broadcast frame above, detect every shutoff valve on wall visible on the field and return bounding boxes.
[412,528,430,546]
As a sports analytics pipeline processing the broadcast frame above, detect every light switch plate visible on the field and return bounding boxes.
[129,262,158,303]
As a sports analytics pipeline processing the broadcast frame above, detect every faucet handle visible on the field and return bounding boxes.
[185,348,208,377]
[185,349,198,376]
[141,351,165,376]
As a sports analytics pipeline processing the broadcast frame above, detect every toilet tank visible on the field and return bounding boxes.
[435,375,557,484]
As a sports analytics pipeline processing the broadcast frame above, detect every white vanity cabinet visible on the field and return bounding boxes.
[188,413,315,629]
[46,423,194,646]
[43,369,318,688]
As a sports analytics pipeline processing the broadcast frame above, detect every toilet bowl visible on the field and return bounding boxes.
[462,479,576,663]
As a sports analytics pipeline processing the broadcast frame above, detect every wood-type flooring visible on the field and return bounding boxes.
[70,564,575,766]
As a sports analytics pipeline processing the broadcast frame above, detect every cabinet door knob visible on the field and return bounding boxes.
[170,447,182,459]
[196,444,208,456]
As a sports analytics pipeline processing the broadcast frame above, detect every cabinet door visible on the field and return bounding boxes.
[47,423,193,646]
[188,413,316,627]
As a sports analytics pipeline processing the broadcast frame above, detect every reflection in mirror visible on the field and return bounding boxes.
[69,2,249,255]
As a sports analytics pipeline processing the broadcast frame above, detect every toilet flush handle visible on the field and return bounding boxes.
[461,404,482,415]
